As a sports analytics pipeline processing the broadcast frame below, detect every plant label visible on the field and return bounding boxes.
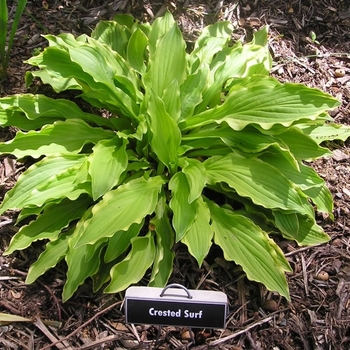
[125,284,227,329]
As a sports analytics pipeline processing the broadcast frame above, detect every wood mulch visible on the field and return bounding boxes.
[1,0,350,349]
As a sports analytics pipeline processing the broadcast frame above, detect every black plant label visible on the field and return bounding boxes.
[125,285,227,329]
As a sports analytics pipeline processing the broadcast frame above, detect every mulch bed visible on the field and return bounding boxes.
[0,0,350,349]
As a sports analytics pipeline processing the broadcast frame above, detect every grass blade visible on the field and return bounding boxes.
[0,0,8,73]
[4,0,27,71]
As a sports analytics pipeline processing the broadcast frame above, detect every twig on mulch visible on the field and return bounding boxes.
[40,300,122,350]
[210,307,291,346]
[301,254,309,297]
[76,334,121,350]
[0,300,23,315]
[33,316,71,350]
[127,323,141,342]
[209,315,273,346]
[284,243,325,257]
[0,218,14,228]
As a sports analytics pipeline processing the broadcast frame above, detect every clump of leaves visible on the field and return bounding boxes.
[0,12,346,301]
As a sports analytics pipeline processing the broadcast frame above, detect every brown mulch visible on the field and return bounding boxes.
[1,0,350,349]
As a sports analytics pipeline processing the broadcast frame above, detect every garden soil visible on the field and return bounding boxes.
[0,0,350,349]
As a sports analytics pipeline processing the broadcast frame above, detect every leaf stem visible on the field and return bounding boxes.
[157,161,165,175]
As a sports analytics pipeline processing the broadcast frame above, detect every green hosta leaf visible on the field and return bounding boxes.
[150,230,174,287]
[252,25,269,46]
[29,42,139,117]
[88,137,128,200]
[179,66,208,120]
[74,176,165,247]
[64,240,105,301]
[183,125,298,168]
[273,211,330,245]
[63,208,106,301]
[17,205,48,223]
[299,223,330,245]
[169,172,196,241]
[273,212,302,242]
[144,18,186,99]
[0,109,58,131]
[244,35,272,75]
[193,44,242,111]
[183,125,281,152]
[181,196,213,266]
[127,28,148,73]
[259,152,333,216]
[104,232,155,293]
[69,37,138,87]
[162,79,181,122]
[185,144,232,158]
[180,135,230,155]
[149,191,174,287]
[259,152,320,190]
[205,153,312,216]
[146,91,181,171]
[0,94,114,130]
[148,10,175,57]
[195,43,272,112]
[5,196,91,254]
[0,155,85,215]
[43,32,88,49]
[276,127,330,160]
[113,14,136,29]
[300,123,350,144]
[303,185,333,216]
[67,42,139,116]
[104,221,143,263]
[25,230,71,284]
[220,185,275,224]
[182,76,340,131]
[207,200,290,299]
[180,157,207,203]
[91,20,129,57]
[27,46,95,92]
[91,260,114,293]
[0,119,115,158]
[258,150,333,216]
[72,159,92,194]
[189,21,233,68]
[86,237,108,262]
[11,164,87,211]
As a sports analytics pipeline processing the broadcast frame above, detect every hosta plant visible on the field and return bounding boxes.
[0,12,346,301]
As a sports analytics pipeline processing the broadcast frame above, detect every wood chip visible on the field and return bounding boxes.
[332,149,349,161]
[342,187,350,198]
